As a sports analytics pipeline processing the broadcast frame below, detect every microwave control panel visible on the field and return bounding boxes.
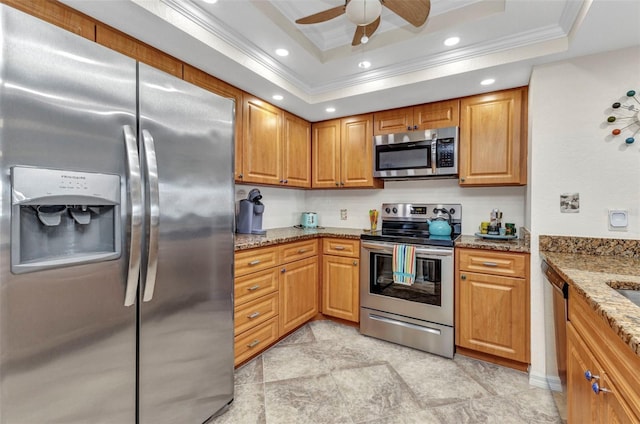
[436,138,455,168]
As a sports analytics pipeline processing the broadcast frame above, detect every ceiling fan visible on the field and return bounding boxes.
[295,0,431,46]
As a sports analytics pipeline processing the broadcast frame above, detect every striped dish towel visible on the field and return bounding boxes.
[392,244,416,286]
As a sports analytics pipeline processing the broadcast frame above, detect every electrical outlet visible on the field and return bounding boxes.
[608,209,628,231]
[340,209,347,220]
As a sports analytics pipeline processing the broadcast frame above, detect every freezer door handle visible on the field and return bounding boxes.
[142,129,160,302]
[123,125,142,307]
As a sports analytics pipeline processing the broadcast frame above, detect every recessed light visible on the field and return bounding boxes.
[358,61,371,69]
[272,94,283,101]
[326,107,336,113]
[202,0,218,4]
[275,48,289,57]
[444,37,460,47]
[480,78,495,86]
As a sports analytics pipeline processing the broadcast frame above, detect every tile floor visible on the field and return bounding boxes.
[211,320,561,424]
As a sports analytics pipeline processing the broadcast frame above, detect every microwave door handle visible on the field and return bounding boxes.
[142,129,160,303]
[123,125,142,307]
[431,139,437,174]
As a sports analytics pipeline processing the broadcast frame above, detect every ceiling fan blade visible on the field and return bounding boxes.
[352,16,380,46]
[295,5,346,24]
[383,0,430,27]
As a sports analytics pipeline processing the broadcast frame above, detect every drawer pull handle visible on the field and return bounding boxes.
[247,285,260,291]
[247,339,261,348]
[248,312,260,319]
[482,262,498,267]
[248,260,261,266]
[298,248,307,253]
[334,246,345,250]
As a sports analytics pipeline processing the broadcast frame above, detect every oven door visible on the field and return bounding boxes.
[360,241,453,326]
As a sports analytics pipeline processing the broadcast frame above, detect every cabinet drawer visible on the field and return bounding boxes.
[235,246,278,277]
[234,268,279,306]
[279,239,318,263]
[458,248,526,278]
[322,238,359,258]
[234,317,279,366]
[234,292,278,336]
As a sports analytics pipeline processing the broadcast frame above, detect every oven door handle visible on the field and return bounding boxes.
[361,241,453,257]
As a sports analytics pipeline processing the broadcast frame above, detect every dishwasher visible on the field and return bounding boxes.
[542,259,568,423]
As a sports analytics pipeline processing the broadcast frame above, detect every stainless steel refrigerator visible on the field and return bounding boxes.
[0,5,234,423]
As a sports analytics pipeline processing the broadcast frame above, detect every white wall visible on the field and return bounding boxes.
[239,180,526,234]
[527,45,640,387]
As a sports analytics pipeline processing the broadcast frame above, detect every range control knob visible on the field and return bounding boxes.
[392,207,398,214]
[385,207,391,213]
[449,208,456,215]
[433,208,438,214]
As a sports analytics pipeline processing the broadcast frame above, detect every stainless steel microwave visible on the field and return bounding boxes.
[373,126,458,179]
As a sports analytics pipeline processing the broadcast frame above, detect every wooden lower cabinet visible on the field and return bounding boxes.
[567,285,640,423]
[322,238,360,322]
[455,248,530,368]
[234,317,279,366]
[233,240,319,366]
[279,256,318,335]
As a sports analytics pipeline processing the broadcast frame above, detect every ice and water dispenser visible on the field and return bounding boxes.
[11,166,121,274]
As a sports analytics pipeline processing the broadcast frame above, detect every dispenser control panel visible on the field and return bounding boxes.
[11,166,120,205]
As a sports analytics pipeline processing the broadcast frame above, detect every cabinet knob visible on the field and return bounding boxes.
[284,179,288,183]
[281,267,286,273]
[460,178,465,183]
[584,370,599,382]
[461,274,466,280]
[335,182,340,186]
[591,382,611,395]
[340,181,345,186]
[413,125,418,130]
[407,126,411,131]
[238,174,243,179]
[353,261,358,266]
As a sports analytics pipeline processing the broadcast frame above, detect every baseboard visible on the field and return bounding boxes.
[529,369,553,390]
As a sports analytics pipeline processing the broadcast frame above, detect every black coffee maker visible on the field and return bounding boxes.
[236,188,266,235]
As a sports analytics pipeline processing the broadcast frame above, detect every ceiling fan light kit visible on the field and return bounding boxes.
[295,0,431,47]
[345,0,382,26]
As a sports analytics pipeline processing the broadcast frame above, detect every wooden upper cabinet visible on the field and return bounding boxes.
[183,65,244,182]
[341,114,378,188]
[282,112,312,188]
[242,94,282,186]
[3,0,96,41]
[312,119,341,188]
[459,87,528,186]
[373,99,460,135]
[241,95,311,188]
[312,115,382,189]
[96,25,183,78]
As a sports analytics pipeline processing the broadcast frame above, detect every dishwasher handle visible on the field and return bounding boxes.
[542,260,568,299]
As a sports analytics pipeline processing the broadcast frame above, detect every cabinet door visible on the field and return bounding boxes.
[4,0,96,40]
[312,119,341,188]
[373,107,413,135]
[279,257,318,336]
[341,114,381,188]
[459,87,527,186]
[601,373,638,424]
[567,323,601,423]
[95,25,183,78]
[457,271,527,362]
[242,95,282,185]
[183,65,244,182]
[282,111,311,188]
[322,255,360,322]
[413,99,460,129]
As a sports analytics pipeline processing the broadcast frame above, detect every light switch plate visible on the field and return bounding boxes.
[608,209,628,231]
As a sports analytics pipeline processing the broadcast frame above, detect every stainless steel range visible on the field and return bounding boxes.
[360,203,462,358]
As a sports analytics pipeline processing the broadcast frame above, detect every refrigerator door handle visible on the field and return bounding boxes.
[123,125,142,307]
[142,129,160,302]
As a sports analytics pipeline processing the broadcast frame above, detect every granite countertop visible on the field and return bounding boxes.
[235,227,365,250]
[456,234,530,253]
[540,251,640,358]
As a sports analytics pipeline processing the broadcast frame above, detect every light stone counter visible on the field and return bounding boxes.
[540,235,640,358]
[235,227,365,251]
